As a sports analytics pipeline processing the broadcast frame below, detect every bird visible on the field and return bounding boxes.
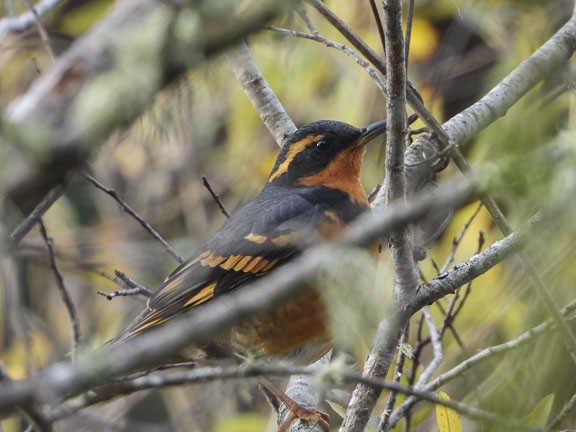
[112,118,387,431]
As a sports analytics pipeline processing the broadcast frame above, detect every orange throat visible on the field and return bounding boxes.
[298,145,368,206]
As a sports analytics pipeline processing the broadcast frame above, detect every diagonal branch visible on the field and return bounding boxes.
[229,41,297,147]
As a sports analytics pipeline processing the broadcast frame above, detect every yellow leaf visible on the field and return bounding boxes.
[435,391,463,432]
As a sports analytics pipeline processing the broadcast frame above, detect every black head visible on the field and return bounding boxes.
[267,119,386,186]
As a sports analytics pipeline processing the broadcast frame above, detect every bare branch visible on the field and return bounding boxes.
[414,308,442,388]
[97,269,152,300]
[550,390,576,429]
[379,326,409,429]
[439,202,483,274]
[229,42,297,147]
[9,182,68,245]
[98,270,152,299]
[265,25,387,96]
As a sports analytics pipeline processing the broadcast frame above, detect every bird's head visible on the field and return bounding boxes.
[267,120,387,187]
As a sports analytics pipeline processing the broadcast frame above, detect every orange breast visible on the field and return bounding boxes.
[232,290,331,364]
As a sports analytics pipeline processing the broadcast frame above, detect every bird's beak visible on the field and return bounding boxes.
[356,120,387,146]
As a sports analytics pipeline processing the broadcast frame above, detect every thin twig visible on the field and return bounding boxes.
[306,0,447,144]
[437,209,484,340]
[97,287,151,300]
[296,7,317,34]
[265,25,387,96]
[450,231,485,320]
[98,270,152,297]
[368,0,385,58]
[201,176,230,219]
[379,325,409,429]
[0,0,63,39]
[98,270,152,299]
[38,220,81,360]
[549,390,576,429]
[97,270,152,300]
[415,308,442,388]
[22,0,55,61]
[10,183,68,245]
[439,202,483,274]
[81,171,184,263]
[404,0,415,71]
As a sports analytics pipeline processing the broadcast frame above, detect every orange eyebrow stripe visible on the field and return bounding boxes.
[268,135,324,182]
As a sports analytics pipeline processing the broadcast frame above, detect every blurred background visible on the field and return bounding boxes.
[1,0,576,430]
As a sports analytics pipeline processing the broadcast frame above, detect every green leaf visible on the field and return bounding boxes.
[523,394,554,427]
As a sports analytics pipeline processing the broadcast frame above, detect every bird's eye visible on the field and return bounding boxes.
[315,140,331,152]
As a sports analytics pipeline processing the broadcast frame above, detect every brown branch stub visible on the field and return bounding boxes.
[98,270,152,300]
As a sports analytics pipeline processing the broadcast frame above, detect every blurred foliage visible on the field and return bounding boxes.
[1,0,576,431]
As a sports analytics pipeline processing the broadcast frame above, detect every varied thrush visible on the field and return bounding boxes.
[113,119,387,430]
